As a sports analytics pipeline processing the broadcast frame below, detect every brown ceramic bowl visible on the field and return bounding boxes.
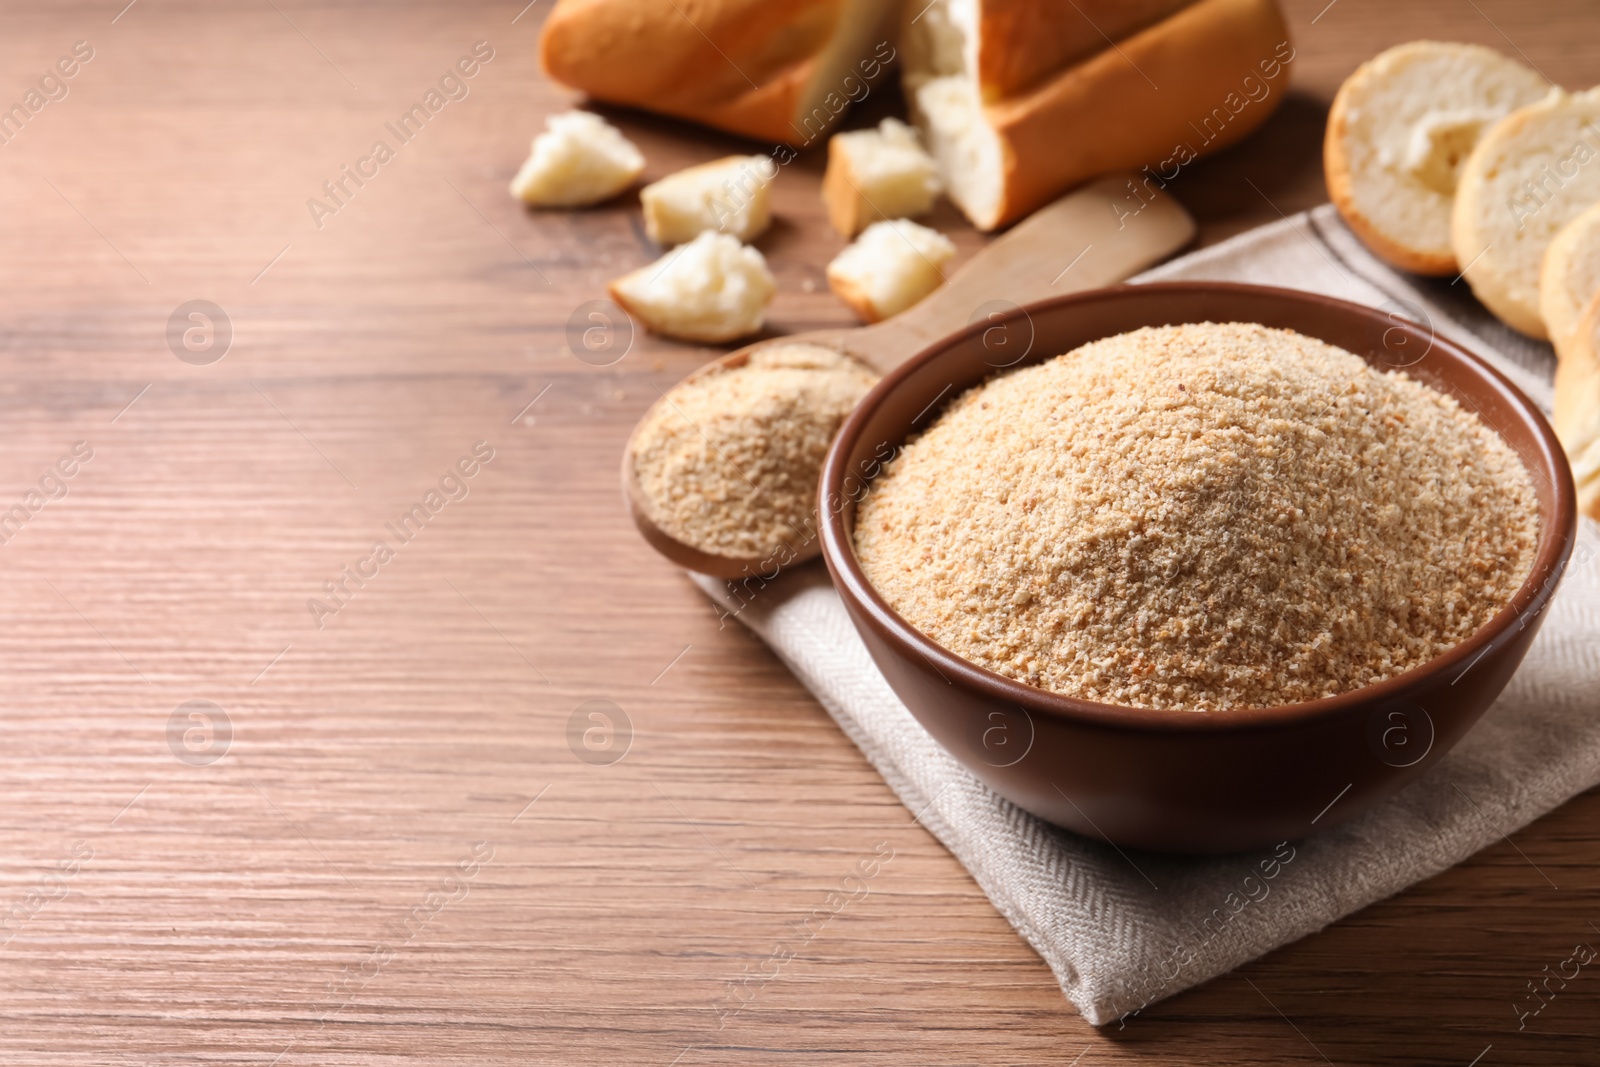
[820,282,1578,854]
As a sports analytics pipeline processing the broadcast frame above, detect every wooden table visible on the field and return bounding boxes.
[2,1,1597,1063]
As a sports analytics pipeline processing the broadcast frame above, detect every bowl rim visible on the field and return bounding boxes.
[819,281,1579,735]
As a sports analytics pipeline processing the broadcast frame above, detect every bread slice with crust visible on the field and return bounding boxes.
[1554,290,1600,521]
[1453,87,1600,338]
[539,0,900,143]
[1325,42,1547,276]
[1541,199,1600,349]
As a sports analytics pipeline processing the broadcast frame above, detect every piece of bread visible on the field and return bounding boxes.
[608,231,775,343]
[822,119,943,237]
[826,219,956,323]
[1542,200,1600,349]
[1453,87,1600,339]
[508,110,645,207]
[1324,42,1548,276]
[902,0,1291,231]
[1554,290,1600,520]
[539,0,900,143]
[640,155,774,246]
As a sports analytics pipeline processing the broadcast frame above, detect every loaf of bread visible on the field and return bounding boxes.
[1324,42,1547,275]
[1554,291,1600,521]
[902,0,1291,230]
[1453,87,1600,338]
[1542,200,1600,350]
[539,0,900,143]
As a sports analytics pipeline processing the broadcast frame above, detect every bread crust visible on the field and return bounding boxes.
[976,0,1289,230]
[539,0,896,142]
[822,134,867,237]
[826,273,882,323]
[973,0,1196,101]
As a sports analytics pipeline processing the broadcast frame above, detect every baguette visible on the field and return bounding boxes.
[1452,87,1600,339]
[903,0,1292,231]
[1541,199,1600,350]
[539,0,900,143]
[1324,42,1547,276]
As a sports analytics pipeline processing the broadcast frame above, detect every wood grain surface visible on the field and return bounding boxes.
[0,1,1597,1064]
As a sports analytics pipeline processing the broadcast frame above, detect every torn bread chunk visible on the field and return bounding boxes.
[509,110,645,207]
[609,231,776,343]
[1453,86,1600,338]
[1325,41,1548,276]
[822,118,943,237]
[641,155,775,246]
[826,219,956,323]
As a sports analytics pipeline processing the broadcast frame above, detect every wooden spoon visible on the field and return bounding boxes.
[624,172,1196,578]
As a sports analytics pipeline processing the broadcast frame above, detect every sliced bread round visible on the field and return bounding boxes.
[1454,87,1600,338]
[1541,199,1600,349]
[1553,290,1600,520]
[1325,42,1548,276]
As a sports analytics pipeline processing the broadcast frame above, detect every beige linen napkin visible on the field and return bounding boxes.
[692,205,1600,1026]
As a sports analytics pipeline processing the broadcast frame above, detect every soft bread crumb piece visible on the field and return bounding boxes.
[609,231,775,344]
[1453,86,1600,338]
[1542,200,1600,350]
[899,0,1001,230]
[641,155,775,245]
[827,219,956,323]
[509,110,645,207]
[902,0,976,85]
[1325,41,1547,275]
[855,322,1540,711]
[911,74,1004,231]
[823,118,943,236]
[630,344,880,559]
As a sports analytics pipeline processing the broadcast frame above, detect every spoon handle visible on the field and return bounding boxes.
[841,171,1197,374]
